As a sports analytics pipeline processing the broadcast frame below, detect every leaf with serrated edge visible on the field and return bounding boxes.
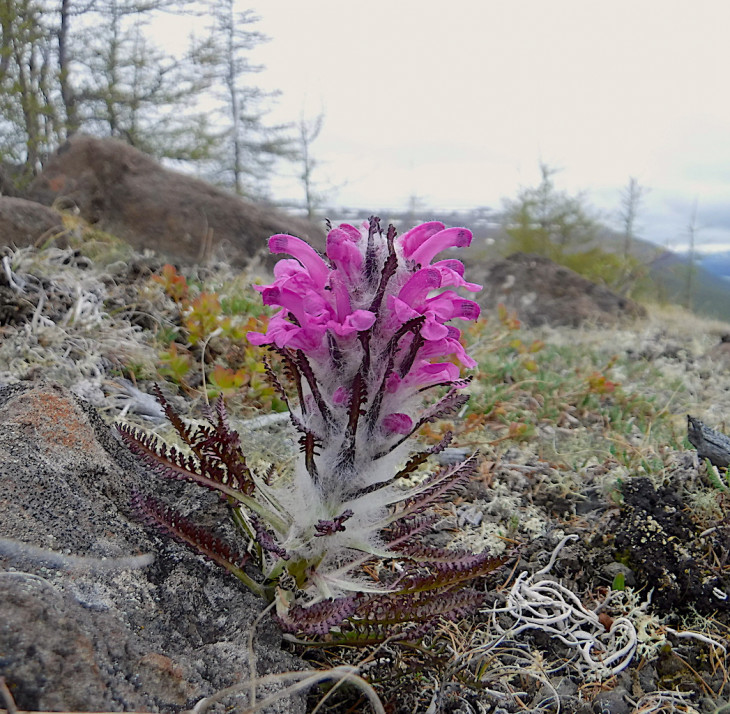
[117,423,287,532]
[364,453,478,521]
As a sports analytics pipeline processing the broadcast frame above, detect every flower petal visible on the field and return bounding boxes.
[399,221,445,258]
[332,387,348,405]
[421,317,450,341]
[269,234,329,289]
[327,228,363,280]
[397,268,442,307]
[412,362,461,386]
[347,309,377,330]
[420,333,477,368]
[246,330,270,346]
[328,309,376,337]
[337,223,363,242]
[424,291,481,321]
[408,227,473,266]
[385,371,401,393]
[432,260,482,292]
[387,295,421,324]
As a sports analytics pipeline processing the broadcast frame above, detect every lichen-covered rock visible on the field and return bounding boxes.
[0,381,307,713]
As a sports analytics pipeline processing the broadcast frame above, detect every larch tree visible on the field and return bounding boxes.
[619,176,646,260]
[298,110,325,219]
[501,163,598,261]
[198,1,294,197]
[72,0,215,161]
[0,0,63,184]
[0,0,296,197]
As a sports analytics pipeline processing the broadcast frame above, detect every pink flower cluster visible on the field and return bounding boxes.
[248,219,481,436]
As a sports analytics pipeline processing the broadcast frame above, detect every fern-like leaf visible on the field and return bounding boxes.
[418,376,473,394]
[134,491,250,574]
[375,388,468,458]
[363,215,382,288]
[397,331,426,381]
[250,515,289,559]
[355,588,485,625]
[336,372,368,472]
[151,384,198,447]
[350,433,454,500]
[268,345,306,411]
[379,453,478,519]
[333,619,434,646]
[299,431,321,482]
[367,225,398,316]
[326,331,346,376]
[197,396,255,494]
[394,551,505,594]
[420,389,470,422]
[263,356,295,413]
[276,595,358,635]
[383,514,439,548]
[296,349,333,428]
[392,431,454,479]
[117,423,248,502]
[391,542,490,565]
[314,509,354,537]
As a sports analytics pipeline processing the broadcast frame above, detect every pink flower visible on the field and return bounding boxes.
[328,309,376,337]
[399,222,446,259]
[411,361,461,386]
[247,218,481,406]
[332,387,349,405]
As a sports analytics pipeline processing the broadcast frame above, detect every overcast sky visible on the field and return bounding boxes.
[230,1,730,252]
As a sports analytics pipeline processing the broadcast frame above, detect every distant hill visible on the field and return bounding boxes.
[645,250,730,321]
[323,207,730,322]
[509,226,730,322]
[527,226,730,322]
[696,252,730,282]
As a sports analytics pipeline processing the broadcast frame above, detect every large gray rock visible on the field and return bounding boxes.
[0,381,307,712]
[27,135,324,268]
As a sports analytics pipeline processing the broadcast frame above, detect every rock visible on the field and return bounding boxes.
[474,252,646,327]
[687,415,730,468]
[703,333,730,363]
[0,381,307,713]
[592,688,632,714]
[27,135,324,269]
[0,196,64,249]
[0,160,27,197]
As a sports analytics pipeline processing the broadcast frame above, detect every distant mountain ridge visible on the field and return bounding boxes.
[325,207,730,322]
[696,252,730,282]
[551,227,730,322]
[644,249,730,321]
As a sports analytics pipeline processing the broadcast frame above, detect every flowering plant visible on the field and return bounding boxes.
[120,217,501,639]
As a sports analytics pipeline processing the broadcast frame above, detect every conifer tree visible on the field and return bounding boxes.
[197,1,294,197]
